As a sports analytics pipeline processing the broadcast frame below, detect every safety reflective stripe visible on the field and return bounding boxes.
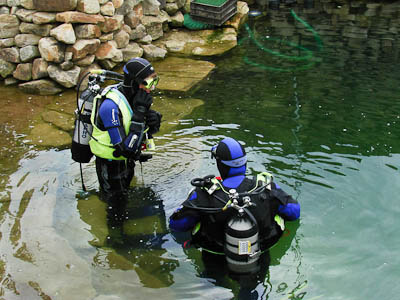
[274,215,285,231]
[89,88,132,160]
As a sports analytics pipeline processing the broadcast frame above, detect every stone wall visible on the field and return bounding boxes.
[0,0,188,94]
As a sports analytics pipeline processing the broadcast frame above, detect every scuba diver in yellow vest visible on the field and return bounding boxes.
[90,58,162,231]
[169,137,300,276]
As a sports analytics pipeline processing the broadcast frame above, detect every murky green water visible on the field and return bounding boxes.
[1,1,400,299]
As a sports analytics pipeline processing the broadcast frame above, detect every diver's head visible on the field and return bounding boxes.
[122,57,157,98]
[211,137,247,180]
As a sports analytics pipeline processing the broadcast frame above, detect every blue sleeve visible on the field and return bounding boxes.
[99,99,124,145]
[274,182,300,221]
[278,203,300,221]
[169,191,200,232]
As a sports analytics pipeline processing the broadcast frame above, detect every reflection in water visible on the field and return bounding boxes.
[78,186,179,288]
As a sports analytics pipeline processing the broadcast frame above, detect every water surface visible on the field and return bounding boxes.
[1,1,400,299]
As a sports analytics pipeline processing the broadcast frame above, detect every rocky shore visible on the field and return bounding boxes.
[0,0,249,95]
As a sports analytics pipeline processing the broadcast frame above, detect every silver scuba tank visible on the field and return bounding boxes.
[71,89,95,163]
[224,212,260,274]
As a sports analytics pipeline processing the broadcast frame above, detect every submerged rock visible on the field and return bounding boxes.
[25,123,72,147]
[152,56,215,92]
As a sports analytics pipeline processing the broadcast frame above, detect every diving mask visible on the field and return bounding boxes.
[142,76,159,91]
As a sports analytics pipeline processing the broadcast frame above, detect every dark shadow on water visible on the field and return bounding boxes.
[104,186,180,288]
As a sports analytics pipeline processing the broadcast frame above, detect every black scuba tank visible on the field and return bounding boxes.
[224,213,260,274]
[71,88,95,163]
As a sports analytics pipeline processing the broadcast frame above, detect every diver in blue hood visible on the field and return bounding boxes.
[169,137,300,275]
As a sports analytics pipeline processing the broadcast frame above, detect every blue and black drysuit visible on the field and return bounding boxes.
[169,137,300,255]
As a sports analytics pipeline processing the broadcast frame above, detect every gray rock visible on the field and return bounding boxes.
[115,0,141,16]
[170,11,184,27]
[0,38,15,48]
[13,63,32,81]
[0,6,10,14]
[32,12,57,24]
[99,32,113,42]
[77,0,100,14]
[15,33,41,47]
[122,42,143,61]
[75,24,101,39]
[32,0,78,12]
[0,58,16,78]
[114,29,130,48]
[143,0,160,16]
[130,23,147,40]
[0,15,20,39]
[141,44,166,60]
[50,23,76,44]
[7,0,20,7]
[95,40,122,62]
[0,47,20,63]
[141,16,164,40]
[38,37,65,63]
[15,8,35,22]
[164,2,178,15]
[20,0,34,9]
[20,45,40,62]
[139,34,152,44]
[4,77,18,85]
[48,64,81,88]
[60,60,75,70]
[67,38,100,60]
[100,2,115,16]
[75,54,95,66]
[19,79,62,95]
[99,59,117,69]
[32,57,48,79]
[20,23,54,36]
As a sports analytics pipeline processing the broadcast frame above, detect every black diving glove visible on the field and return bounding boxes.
[145,109,162,135]
[132,89,153,122]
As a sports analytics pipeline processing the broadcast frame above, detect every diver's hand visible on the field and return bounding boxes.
[146,109,162,134]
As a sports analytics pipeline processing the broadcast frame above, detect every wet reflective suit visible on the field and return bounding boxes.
[89,58,162,228]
